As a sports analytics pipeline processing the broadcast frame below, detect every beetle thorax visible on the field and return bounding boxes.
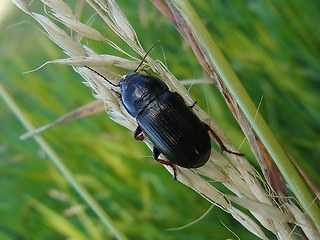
[119,72,169,118]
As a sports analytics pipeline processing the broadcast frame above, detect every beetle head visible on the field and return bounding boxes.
[119,72,168,117]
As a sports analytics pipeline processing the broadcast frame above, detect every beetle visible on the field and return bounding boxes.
[86,42,243,179]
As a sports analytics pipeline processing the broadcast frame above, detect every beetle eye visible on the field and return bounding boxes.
[119,75,126,84]
[119,75,127,88]
[119,77,126,91]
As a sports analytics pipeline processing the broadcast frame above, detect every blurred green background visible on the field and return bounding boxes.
[1,0,319,239]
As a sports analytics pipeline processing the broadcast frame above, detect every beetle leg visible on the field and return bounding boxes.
[134,126,144,141]
[173,92,197,108]
[188,101,197,109]
[152,146,177,180]
[203,123,244,156]
[141,68,152,76]
[111,88,122,99]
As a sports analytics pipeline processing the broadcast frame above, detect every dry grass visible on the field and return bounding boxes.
[11,0,320,239]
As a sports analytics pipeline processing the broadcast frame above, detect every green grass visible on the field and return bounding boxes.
[1,0,320,239]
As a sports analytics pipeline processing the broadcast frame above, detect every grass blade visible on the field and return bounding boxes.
[0,83,127,240]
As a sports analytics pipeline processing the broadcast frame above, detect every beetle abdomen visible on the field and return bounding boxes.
[137,91,211,168]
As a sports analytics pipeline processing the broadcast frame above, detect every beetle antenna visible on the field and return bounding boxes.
[85,66,120,87]
[134,40,160,72]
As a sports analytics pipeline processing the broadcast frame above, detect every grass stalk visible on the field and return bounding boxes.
[172,0,320,229]
[11,0,320,238]
[0,83,127,240]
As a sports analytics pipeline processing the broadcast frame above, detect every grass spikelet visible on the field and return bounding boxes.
[10,0,320,239]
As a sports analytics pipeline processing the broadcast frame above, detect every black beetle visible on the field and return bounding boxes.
[86,42,243,179]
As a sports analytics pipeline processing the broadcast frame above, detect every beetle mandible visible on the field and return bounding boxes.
[86,42,243,179]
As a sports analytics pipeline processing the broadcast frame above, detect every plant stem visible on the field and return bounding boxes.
[173,0,320,229]
[0,84,127,240]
